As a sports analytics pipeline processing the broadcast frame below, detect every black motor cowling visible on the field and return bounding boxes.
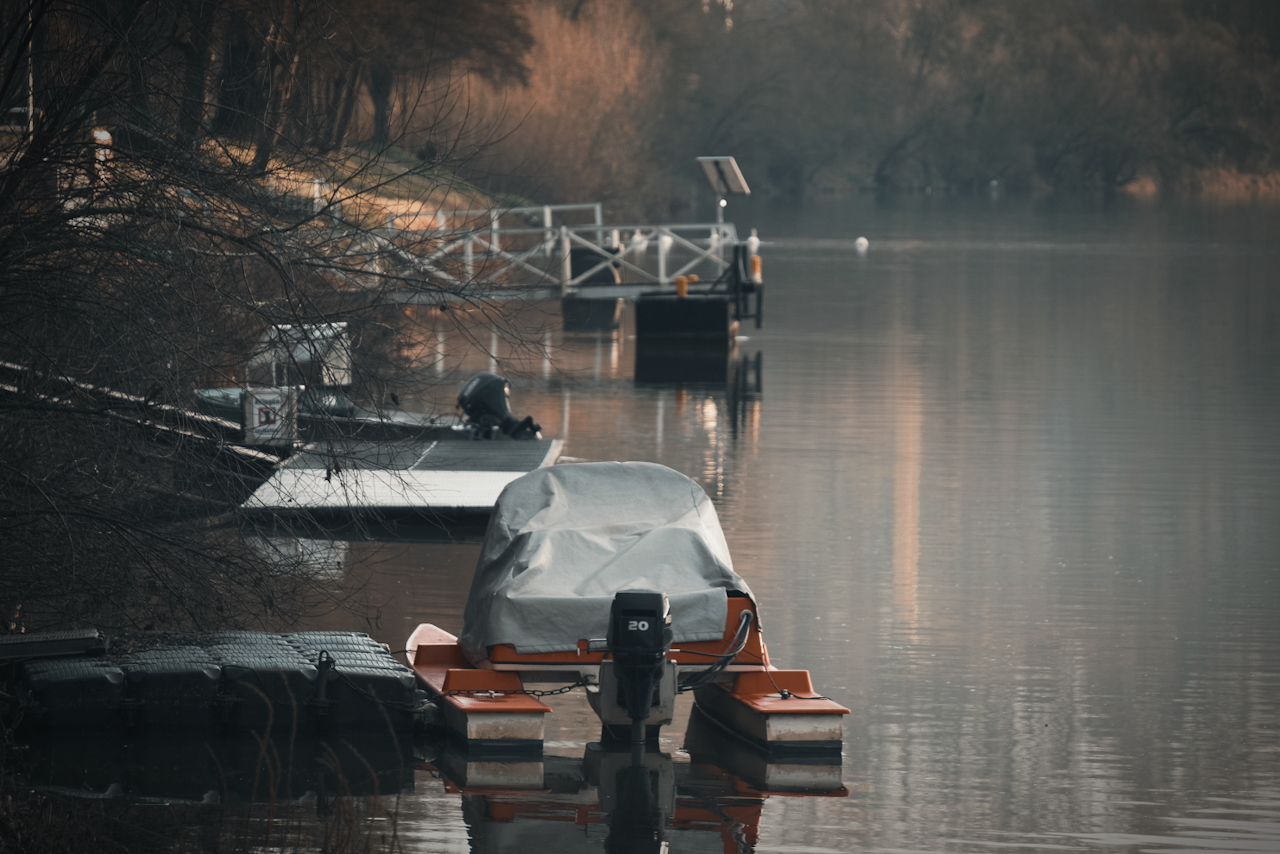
[607,590,673,747]
[457,372,541,439]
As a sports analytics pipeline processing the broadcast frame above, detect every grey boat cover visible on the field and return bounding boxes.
[459,461,753,661]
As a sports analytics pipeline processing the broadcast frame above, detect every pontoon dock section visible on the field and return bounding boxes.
[238,438,562,524]
[13,631,418,736]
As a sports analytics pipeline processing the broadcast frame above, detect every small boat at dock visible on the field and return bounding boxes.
[406,461,849,756]
[237,372,560,526]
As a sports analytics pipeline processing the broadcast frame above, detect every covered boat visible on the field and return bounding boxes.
[406,461,847,755]
[459,461,751,662]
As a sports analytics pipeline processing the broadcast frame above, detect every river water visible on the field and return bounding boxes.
[93,195,1280,852]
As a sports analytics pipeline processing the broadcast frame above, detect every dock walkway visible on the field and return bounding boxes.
[240,438,563,520]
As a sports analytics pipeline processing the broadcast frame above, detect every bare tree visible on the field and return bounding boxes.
[0,0,533,632]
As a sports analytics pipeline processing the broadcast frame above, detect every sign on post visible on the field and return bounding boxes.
[243,387,298,446]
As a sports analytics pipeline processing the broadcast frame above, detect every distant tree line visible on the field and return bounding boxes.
[671,0,1280,195]
[450,0,1280,208]
[2,0,1276,632]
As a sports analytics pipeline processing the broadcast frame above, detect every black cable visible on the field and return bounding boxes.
[758,665,837,702]
[677,611,753,694]
[761,666,792,699]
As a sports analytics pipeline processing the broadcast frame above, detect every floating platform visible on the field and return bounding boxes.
[0,629,105,661]
[635,293,735,343]
[9,631,420,736]
[239,438,562,523]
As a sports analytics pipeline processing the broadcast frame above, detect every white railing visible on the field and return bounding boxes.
[387,203,605,258]
[383,211,738,295]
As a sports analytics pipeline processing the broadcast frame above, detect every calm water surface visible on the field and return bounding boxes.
[301,195,1280,853]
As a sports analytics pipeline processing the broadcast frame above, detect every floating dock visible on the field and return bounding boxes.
[7,630,420,736]
[239,438,562,522]
[635,293,737,343]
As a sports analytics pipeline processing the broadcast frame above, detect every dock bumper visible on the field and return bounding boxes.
[407,623,551,754]
[692,670,848,756]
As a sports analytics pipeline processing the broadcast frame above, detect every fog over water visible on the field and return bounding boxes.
[298,195,1280,853]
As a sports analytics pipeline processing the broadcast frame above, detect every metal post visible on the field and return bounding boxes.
[658,231,672,285]
[464,238,474,282]
[594,203,603,248]
[490,209,500,254]
[656,395,664,451]
[542,329,552,380]
[559,226,571,297]
[543,205,553,256]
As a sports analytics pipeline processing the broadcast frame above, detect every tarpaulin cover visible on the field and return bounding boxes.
[459,462,753,661]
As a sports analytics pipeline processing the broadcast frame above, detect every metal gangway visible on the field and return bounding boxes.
[376,203,757,308]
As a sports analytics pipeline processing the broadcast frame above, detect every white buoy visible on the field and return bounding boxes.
[854,236,869,254]
[629,230,648,255]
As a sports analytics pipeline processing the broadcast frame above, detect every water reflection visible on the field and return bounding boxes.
[245,198,1280,852]
[248,532,349,577]
[25,719,845,851]
[22,731,415,803]
[423,712,845,854]
[890,323,922,633]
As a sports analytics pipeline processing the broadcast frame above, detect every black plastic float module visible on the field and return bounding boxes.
[10,631,420,735]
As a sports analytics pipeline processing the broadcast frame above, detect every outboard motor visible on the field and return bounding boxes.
[607,590,673,759]
[457,372,541,439]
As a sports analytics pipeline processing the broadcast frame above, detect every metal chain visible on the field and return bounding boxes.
[427,675,593,704]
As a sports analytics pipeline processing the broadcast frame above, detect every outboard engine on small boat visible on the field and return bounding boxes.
[607,590,673,757]
[457,372,541,439]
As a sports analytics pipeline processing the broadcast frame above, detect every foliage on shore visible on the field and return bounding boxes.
[0,0,530,633]
[2,0,1276,635]
[446,0,1280,207]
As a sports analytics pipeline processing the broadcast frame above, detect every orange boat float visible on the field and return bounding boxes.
[406,462,848,757]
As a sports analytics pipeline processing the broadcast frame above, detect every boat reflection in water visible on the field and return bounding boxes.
[22,714,842,851]
[425,707,846,853]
